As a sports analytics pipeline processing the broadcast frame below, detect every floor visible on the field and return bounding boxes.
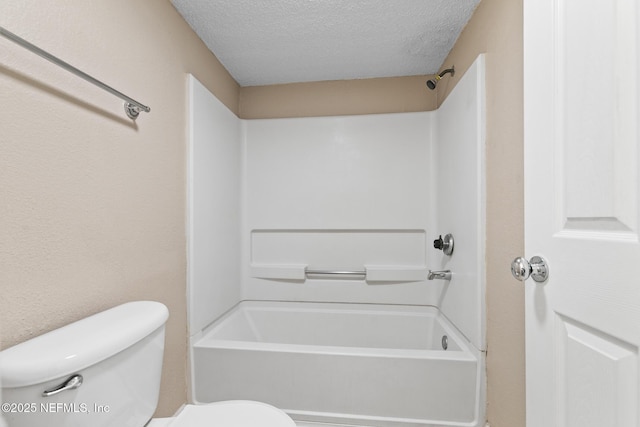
[295,423,357,427]
[147,419,173,427]
[295,423,359,427]
[149,418,359,427]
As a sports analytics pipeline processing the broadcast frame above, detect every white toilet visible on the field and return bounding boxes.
[0,301,295,427]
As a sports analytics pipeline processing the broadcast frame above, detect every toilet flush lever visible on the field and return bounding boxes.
[42,374,83,397]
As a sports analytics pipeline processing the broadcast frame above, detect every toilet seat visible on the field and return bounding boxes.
[169,401,296,427]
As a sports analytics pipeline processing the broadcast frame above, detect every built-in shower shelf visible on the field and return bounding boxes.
[249,229,428,283]
[249,263,428,283]
[250,264,307,280]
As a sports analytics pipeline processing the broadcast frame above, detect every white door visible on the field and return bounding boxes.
[523,1,640,426]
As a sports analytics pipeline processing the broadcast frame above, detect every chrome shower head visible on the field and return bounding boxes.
[426,66,455,90]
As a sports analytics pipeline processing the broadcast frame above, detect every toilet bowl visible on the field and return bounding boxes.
[0,301,295,427]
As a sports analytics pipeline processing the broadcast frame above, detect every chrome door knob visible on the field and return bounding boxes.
[511,256,549,282]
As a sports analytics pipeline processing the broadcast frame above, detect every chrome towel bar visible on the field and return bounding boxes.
[0,26,150,119]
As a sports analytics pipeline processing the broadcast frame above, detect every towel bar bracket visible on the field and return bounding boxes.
[125,102,142,120]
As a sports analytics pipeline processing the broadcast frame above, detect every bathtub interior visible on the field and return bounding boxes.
[191,301,483,426]
[198,301,464,352]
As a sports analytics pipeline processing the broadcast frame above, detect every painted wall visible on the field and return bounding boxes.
[240,76,437,118]
[0,0,239,417]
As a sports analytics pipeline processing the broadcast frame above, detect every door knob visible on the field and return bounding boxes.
[511,256,549,282]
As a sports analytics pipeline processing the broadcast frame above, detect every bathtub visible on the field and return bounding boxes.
[190,301,484,427]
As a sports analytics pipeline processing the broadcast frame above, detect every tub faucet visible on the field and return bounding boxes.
[428,270,451,280]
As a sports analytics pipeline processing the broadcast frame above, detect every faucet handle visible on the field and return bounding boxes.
[434,235,444,250]
[433,233,454,256]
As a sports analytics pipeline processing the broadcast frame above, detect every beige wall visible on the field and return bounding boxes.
[439,1,525,426]
[240,75,437,118]
[0,0,239,417]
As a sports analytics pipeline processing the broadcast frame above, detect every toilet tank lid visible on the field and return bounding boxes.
[0,301,169,388]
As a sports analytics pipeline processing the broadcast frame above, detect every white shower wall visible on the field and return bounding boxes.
[434,56,486,351]
[188,55,485,349]
[188,76,242,334]
[242,113,439,305]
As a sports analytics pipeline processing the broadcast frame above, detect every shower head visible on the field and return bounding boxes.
[426,66,455,90]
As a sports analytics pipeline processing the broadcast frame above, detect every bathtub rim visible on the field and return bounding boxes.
[192,300,477,358]
[187,300,486,427]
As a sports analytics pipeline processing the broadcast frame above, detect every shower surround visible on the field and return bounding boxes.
[188,56,486,426]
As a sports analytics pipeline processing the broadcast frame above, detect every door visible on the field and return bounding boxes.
[523,1,640,426]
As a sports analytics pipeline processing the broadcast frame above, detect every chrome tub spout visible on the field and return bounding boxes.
[428,270,451,280]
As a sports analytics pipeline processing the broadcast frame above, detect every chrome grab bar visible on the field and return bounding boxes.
[428,270,451,280]
[305,269,366,278]
[42,374,83,397]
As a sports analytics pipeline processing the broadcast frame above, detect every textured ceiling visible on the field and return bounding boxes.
[171,0,481,87]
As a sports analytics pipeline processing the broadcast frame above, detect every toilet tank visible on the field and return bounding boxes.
[0,301,169,427]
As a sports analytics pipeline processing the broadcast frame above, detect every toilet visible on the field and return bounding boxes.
[0,301,295,427]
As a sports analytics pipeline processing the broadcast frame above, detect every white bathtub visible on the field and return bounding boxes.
[190,301,484,427]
